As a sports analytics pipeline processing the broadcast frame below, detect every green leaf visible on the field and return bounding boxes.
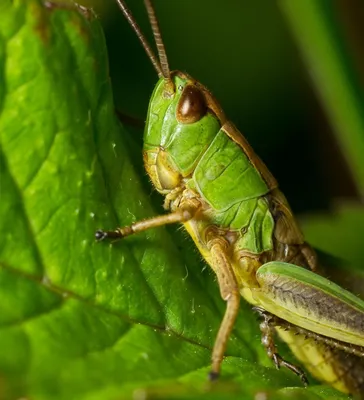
[0,1,358,400]
[301,204,364,297]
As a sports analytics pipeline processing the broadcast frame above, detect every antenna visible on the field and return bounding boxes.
[144,0,172,84]
[115,0,163,77]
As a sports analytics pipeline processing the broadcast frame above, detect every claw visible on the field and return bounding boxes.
[95,230,107,241]
[208,371,220,382]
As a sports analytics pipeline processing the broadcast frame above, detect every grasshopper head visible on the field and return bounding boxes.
[116,0,224,193]
[143,71,225,194]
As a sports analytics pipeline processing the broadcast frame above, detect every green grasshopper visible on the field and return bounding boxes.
[96,0,364,395]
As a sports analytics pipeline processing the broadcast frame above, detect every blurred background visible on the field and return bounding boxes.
[76,0,364,215]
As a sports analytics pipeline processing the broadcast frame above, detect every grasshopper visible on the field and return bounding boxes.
[96,0,364,395]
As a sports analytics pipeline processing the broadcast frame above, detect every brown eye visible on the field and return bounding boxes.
[176,85,207,124]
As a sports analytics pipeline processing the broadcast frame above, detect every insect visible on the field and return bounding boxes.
[96,0,364,396]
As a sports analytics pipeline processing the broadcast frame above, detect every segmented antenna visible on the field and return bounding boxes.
[115,0,163,77]
[144,0,172,83]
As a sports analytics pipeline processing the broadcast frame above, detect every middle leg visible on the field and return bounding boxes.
[208,238,240,380]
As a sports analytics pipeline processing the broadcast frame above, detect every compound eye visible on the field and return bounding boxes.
[176,85,207,124]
